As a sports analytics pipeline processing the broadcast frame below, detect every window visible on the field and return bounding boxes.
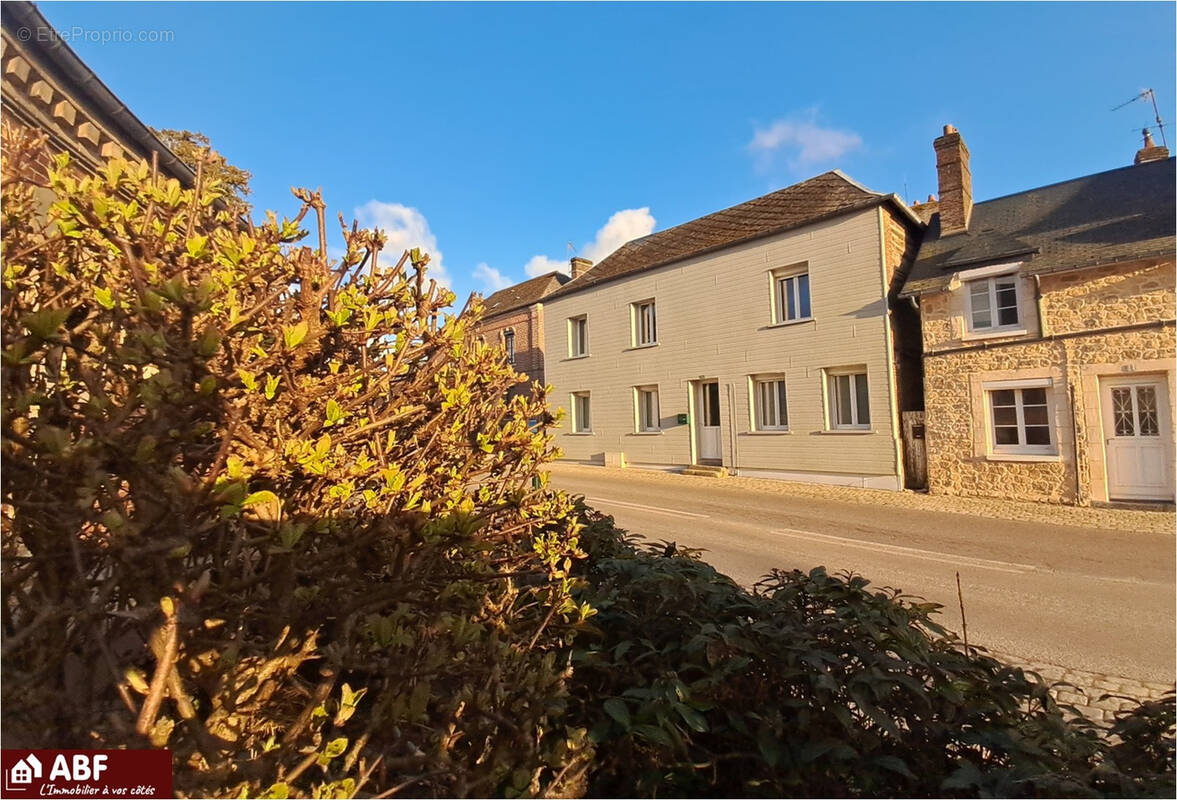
[773,267,811,324]
[633,300,657,346]
[988,385,1055,454]
[635,386,660,432]
[503,329,515,365]
[828,369,870,429]
[753,377,789,430]
[572,392,591,433]
[569,316,588,357]
[967,275,1020,332]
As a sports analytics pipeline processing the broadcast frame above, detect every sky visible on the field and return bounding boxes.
[36,1,1177,306]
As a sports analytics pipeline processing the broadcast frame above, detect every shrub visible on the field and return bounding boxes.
[0,126,591,797]
[568,507,1176,798]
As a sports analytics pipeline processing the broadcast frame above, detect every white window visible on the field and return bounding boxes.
[568,316,588,357]
[967,275,1020,332]
[635,386,660,432]
[503,329,515,364]
[632,300,657,346]
[827,369,870,429]
[753,377,789,430]
[988,385,1055,455]
[572,392,591,433]
[772,266,811,324]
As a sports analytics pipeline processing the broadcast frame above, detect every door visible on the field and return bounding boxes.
[1101,376,1174,501]
[696,381,722,463]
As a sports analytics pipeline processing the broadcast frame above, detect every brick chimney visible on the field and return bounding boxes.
[569,256,593,280]
[1134,128,1170,165]
[933,124,972,236]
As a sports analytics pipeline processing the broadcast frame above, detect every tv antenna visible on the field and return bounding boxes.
[566,241,577,256]
[1111,88,1166,148]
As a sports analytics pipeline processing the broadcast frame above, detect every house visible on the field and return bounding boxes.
[541,171,925,488]
[9,753,42,784]
[900,126,1175,505]
[1,1,192,184]
[474,264,581,397]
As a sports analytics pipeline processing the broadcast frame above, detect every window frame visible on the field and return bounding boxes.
[771,264,812,325]
[965,274,1022,334]
[568,315,588,358]
[825,368,871,430]
[503,328,515,365]
[631,299,658,347]
[983,379,1057,456]
[634,385,661,433]
[571,391,592,433]
[751,375,789,431]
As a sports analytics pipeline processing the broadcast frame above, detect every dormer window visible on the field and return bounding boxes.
[967,275,1020,332]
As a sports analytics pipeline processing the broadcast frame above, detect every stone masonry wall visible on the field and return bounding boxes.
[923,260,1176,505]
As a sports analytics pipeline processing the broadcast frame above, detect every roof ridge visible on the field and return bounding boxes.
[975,157,1175,208]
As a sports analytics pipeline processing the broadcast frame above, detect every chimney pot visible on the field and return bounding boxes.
[569,256,593,280]
[1134,127,1170,165]
[933,125,972,235]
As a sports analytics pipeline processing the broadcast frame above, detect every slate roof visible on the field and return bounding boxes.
[901,157,1176,297]
[480,271,570,319]
[546,171,914,300]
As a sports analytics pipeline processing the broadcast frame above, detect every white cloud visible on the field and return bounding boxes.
[354,200,450,287]
[748,110,862,170]
[523,207,656,278]
[472,262,511,292]
[523,254,568,278]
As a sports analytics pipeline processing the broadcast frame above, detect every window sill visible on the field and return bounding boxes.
[628,431,663,436]
[762,317,814,331]
[563,354,590,361]
[818,428,875,435]
[566,431,595,436]
[986,452,1060,463]
[741,430,791,435]
[962,327,1028,341]
[627,343,659,351]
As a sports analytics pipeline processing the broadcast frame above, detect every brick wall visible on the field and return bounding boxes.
[478,303,546,397]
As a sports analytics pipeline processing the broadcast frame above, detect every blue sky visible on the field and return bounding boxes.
[38,1,1176,306]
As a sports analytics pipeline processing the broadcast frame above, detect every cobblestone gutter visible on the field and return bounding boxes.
[993,650,1174,722]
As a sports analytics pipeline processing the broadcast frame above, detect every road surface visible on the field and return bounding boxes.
[549,464,1176,683]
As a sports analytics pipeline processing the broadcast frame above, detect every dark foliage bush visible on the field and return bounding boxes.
[568,507,1176,798]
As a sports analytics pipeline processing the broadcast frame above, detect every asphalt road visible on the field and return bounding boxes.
[548,464,1176,683]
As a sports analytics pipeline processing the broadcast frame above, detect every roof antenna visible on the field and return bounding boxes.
[1112,88,1167,148]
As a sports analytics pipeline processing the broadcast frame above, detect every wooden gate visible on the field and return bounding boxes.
[901,411,928,490]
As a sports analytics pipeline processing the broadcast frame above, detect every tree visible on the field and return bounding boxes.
[1,124,591,797]
[152,127,252,202]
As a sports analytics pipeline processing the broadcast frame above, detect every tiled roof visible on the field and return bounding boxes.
[546,171,903,300]
[480,271,570,319]
[901,158,1176,296]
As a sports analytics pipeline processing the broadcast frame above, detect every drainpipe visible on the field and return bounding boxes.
[1033,274,1049,337]
[727,382,739,475]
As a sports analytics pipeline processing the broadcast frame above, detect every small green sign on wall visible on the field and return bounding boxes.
[676,413,689,425]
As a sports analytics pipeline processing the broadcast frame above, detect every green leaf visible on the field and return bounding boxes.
[243,490,280,508]
[325,398,345,426]
[22,308,71,339]
[602,697,630,729]
[185,235,208,259]
[674,703,709,733]
[94,287,116,310]
[283,321,309,349]
[872,755,916,779]
[264,373,280,400]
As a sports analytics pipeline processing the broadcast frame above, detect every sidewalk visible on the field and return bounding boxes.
[547,462,1175,534]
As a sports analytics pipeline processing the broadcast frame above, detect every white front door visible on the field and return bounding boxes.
[697,381,722,462]
[1101,376,1174,501]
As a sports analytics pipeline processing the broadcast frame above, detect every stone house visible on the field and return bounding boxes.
[1,1,192,185]
[900,126,1175,505]
[475,265,580,396]
[541,171,924,489]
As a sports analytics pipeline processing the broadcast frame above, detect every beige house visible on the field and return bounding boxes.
[542,172,924,489]
[901,126,1175,505]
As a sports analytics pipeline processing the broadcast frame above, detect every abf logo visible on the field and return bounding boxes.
[5,752,108,790]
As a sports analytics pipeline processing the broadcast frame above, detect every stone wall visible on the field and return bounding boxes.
[922,259,1176,505]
